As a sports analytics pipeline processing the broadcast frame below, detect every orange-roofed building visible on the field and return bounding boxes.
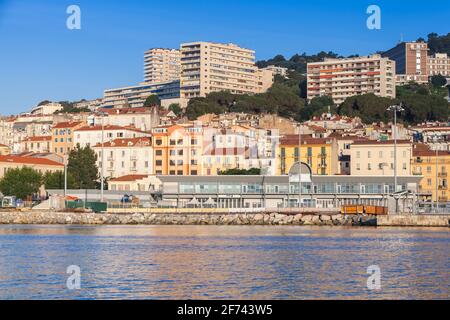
[51,121,85,156]
[151,124,204,176]
[412,143,450,203]
[74,124,151,149]
[108,174,161,192]
[91,137,152,179]
[20,136,52,153]
[0,155,63,178]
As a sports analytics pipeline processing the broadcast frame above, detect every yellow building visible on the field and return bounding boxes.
[412,144,450,203]
[0,143,11,155]
[277,135,338,175]
[51,121,85,156]
[151,124,204,176]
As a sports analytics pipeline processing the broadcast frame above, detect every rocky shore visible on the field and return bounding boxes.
[0,211,447,227]
[0,211,377,226]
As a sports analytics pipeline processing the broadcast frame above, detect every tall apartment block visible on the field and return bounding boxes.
[180,42,273,99]
[144,48,181,83]
[382,41,429,84]
[428,53,450,77]
[307,54,396,104]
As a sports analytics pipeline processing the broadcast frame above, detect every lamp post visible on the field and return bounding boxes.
[387,103,404,214]
[432,134,439,213]
[298,124,302,209]
[96,112,108,203]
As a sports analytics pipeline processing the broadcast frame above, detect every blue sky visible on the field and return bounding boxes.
[0,0,449,114]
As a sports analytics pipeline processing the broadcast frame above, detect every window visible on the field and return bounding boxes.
[379,151,383,158]
[356,151,360,159]
[156,160,162,166]
[155,150,162,156]
[156,139,162,146]
[356,163,360,170]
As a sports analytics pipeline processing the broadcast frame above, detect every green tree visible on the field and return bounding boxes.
[0,167,42,199]
[168,103,183,116]
[219,168,261,175]
[430,74,448,87]
[68,145,99,189]
[43,171,76,189]
[144,94,161,107]
[338,94,395,124]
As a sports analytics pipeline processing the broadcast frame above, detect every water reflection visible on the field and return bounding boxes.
[0,225,448,299]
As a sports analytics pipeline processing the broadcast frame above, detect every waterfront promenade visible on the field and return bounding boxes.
[0,210,448,227]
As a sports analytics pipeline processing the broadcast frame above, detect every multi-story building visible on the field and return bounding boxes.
[277,135,339,175]
[0,144,11,155]
[180,41,274,99]
[74,125,151,149]
[262,65,288,77]
[0,155,63,178]
[102,80,180,109]
[382,41,429,84]
[350,140,412,179]
[144,48,181,83]
[21,136,52,153]
[30,102,63,116]
[94,107,160,132]
[428,53,450,77]
[92,137,153,179]
[151,124,204,176]
[51,121,85,156]
[307,54,396,104]
[412,143,450,203]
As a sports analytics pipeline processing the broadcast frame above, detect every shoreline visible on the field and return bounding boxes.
[0,211,448,227]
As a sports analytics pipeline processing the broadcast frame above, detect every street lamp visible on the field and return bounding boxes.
[387,103,405,214]
[97,111,108,202]
[431,134,440,213]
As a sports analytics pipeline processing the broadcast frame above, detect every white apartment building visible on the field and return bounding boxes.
[93,107,160,132]
[350,140,412,179]
[102,80,180,109]
[20,136,52,153]
[307,54,396,104]
[180,41,274,99]
[428,53,450,77]
[263,65,288,77]
[144,48,181,83]
[30,102,63,116]
[92,137,153,179]
[74,125,151,148]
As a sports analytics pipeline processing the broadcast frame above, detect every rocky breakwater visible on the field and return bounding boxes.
[0,211,378,226]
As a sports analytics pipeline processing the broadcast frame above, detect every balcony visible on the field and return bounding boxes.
[439,197,448,202]
[438,172,447,177]
[130,167,137,172]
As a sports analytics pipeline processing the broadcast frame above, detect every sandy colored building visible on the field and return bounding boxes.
[144,48,181,83]
[350,140,412,178]
[412,144,450,203]
[94,107,160,132]
[92,137,153,179]
[0,155,63,178]
[21,136,51,153]
[51,121,85,156]
[382,41,429,84]
[428,53,450,77]
[180,41,274,99]
[307,54,396,104]
[277,135,339,175]
[0,144,11,155]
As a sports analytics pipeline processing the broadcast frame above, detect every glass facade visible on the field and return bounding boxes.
[178,181,406,195]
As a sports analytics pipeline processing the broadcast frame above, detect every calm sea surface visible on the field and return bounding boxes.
[0,225,448,300]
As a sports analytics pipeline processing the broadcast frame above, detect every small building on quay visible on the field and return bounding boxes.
[157,163,422,213]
